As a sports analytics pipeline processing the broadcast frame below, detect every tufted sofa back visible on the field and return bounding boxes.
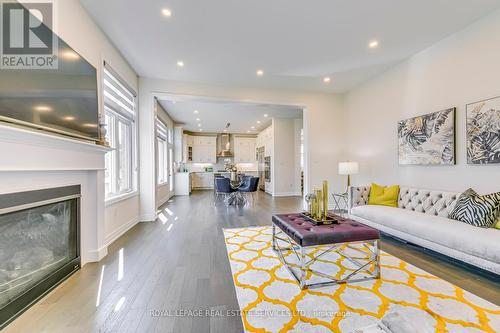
[348,186,461,218]
[398,187,460,217]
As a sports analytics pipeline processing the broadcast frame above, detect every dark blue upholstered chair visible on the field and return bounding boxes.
[238,177,259,204]
[239,175,252,187]
[214,177,237,204]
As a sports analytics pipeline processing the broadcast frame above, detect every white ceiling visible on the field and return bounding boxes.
[158,98,302,134]
[81,0,500,93]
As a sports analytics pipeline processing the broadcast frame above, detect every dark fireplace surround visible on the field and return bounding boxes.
[0,185,81,329]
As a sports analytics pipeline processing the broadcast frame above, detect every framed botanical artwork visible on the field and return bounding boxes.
[466,96,500,164]
[398,108,456,165]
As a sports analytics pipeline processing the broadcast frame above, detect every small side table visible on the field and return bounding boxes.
[331,192,348,216]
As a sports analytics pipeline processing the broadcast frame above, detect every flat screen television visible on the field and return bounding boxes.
[0,40,99,141]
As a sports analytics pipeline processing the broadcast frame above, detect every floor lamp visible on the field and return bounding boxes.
[338,162,359,193]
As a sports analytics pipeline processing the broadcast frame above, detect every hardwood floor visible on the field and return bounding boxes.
[4,190,499,333]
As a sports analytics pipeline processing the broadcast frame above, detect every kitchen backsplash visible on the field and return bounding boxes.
[184,160,258,173]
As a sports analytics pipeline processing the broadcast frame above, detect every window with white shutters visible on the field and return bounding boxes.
[103,63,137,199]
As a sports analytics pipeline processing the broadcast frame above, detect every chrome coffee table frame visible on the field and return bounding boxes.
[272,223,380,289]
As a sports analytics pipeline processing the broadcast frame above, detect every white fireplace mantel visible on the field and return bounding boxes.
[0,123,111,171]
[0,123,112,265]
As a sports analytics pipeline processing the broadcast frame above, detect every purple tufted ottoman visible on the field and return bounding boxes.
[272,213,381,289]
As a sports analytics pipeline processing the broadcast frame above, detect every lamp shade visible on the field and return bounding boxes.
[338,162,359,175]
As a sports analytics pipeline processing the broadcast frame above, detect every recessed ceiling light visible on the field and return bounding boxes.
[60,50,80,61]
[223,129,227,132]
[199,129,203,132]
[196,118,200,121]
[63,116,75,121]
[256,120,261,124]
[162,8,172,17]
[323,77,331,83]
[264,114,268,118]
[193,110,199,114]
[82,123,98,128]
[369,40,379,49]
[33,105,52,112]
[251,126,255,129]
[256,69,264,76]
[197,123,202,127]
[247,130,251,133]
[177,60,184,67]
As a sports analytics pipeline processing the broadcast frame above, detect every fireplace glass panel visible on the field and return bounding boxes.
[0,200,78,309]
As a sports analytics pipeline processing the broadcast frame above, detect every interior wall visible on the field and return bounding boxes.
[294,118,304,195]
[55,0,141,246]
[55,0,137,89]
[344,10,500,194]
[273,118,301,196]
[139,78,345,218]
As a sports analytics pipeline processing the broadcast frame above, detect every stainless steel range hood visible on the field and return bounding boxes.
[217,133,233,157]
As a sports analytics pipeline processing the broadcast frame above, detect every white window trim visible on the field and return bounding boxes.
[157,138,168,185]
[156,118,170,186]
[103,62,138,203]
[105,109,135,198]
[105,190,139,207]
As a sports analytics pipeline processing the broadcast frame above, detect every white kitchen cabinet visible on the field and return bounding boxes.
[191,172,214,189]
[191,136,216,163]
[206,145,217,163]
[174,172,191,195]
[174,127,183,163]
[203,173,214,188]
[192,145,202,163]
[183,134,193,163]
[192,145,216,163]
[257,125,273,157]
[191,173,200,188]
[234,137,256,163]
[202,137,216,146]
[193,136,215,146]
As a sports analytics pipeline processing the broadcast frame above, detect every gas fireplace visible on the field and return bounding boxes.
[0,185,80,329]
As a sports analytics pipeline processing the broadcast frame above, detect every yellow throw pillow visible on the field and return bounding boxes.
[494,217,500,230]
[368,183,400,207]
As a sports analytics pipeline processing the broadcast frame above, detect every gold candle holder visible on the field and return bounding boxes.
[315,189,322,220]
[305,181,330,222]
[322,180,328,219]
[310,191,315,218]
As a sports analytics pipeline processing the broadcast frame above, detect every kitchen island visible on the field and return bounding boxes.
[174,170,258,196]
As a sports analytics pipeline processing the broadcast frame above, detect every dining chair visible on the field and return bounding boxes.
[214,175,224,194]
[238,177,260,205]
[214,177,237,205]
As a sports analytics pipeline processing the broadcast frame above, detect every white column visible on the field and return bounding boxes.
[138,87,158,221]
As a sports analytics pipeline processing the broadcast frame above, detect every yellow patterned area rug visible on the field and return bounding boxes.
[223,226,500,333]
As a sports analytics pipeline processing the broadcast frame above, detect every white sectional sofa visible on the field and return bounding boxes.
[348,186,500,275]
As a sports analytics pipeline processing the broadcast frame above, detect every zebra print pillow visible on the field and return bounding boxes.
[449,188,500,228]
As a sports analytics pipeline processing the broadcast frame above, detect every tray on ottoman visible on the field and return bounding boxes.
[272,213,381,289]
[299,211,339,225]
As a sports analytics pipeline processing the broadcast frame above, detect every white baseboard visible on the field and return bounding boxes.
[84,215,141,265]
[139,213,157,222]
[156,193,174,209]
[84,245,108,265]
[104,216,140,247]
[273,192,302,197]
